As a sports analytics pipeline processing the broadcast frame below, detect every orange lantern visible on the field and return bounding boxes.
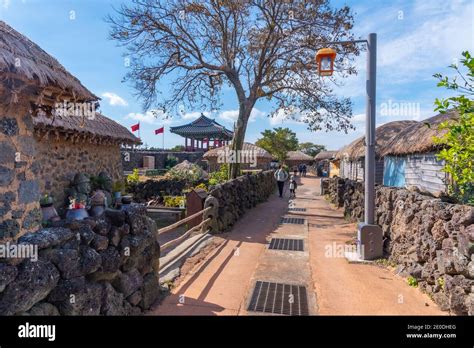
[315,48,337,76]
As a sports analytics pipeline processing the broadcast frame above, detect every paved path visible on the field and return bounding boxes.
[151,174,444,315]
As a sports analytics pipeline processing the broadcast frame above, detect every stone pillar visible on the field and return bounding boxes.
[0,102,41,241]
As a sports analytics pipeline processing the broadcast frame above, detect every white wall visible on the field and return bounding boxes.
[405,153,447,194]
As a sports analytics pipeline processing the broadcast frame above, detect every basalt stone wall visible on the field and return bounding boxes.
[121,149,204,171]
[0,104,42,241]
[324,177,474,315]
[208,170,276,232]
[35,138,123,209]
[0,205,161,315]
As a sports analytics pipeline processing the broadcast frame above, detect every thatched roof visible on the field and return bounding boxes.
[337,120,418,160]
[0,20,97,103]
[33,113,140,145]
[314,151,337,161]
[380,110,459,156]
[286,150,314,161]
[203,142,272,159]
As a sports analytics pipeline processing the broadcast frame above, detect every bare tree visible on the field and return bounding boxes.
[109,0,359,178]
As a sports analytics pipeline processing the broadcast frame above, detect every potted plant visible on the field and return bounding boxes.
[39,194,60,222]
[112,180,127,206]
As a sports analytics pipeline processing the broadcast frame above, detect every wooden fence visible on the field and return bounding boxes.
[156,195,219,277]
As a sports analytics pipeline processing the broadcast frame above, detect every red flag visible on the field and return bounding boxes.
[155,126,164,135]
[131,123,140,132]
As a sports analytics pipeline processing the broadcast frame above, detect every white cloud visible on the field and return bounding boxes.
[2,0,10,9]
[334,0,473,99]
[101,92,128,106]
[217,108,265,123]
[125,109,173,125]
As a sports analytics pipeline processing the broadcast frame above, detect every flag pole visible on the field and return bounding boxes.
[162,126,165,150]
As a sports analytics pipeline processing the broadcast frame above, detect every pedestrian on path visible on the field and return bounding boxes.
[302,164,307,177]
[293,165,298,177]
[274,165,289,198]
[289,174,298,198]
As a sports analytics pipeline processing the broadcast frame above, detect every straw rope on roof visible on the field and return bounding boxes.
[286,150,314,161]
[314,151,337,161]
[380,110,459,156]
[203,142,272,159]
[33,113,140,145]
[0,20,97,102]
[337,120,418,160]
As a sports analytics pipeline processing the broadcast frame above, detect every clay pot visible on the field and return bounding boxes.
[122,196,132,205]
[89,205,105,217]
[66,208,89,221]
[40,204,60,222]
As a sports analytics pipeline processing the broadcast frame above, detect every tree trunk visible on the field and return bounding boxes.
[229,101,253,179]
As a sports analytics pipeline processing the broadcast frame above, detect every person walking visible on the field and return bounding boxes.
[289,174,298,198]
[274,165,289,198]
[302,164,307,177]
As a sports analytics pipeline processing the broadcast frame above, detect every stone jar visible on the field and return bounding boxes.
[66,208,89,221]
[40,203,60,222]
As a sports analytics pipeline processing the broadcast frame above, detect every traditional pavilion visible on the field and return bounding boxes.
[170,114,233,152]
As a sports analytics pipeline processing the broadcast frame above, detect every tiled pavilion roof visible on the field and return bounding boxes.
[170,114,233,139]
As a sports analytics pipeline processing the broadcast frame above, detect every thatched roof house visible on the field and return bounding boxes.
[337,120,418,160]
[0,21,138,240]
[285,150,314,168]
[286,151,313,161]
[336,120,418,183]
[33,112,139,145]
[203,142,272,171]
[0,20,97,107]
[314,151,338,177]
[380,110,459,194]
[380,110,458,157]
[315,151,337,161]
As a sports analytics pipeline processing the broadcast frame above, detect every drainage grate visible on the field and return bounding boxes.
[280,217,305,225]
[247,281,309,316]
[269,238,304,251]
[289,207,306,212]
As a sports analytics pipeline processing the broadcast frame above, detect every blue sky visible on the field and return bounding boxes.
[1,0,473,150]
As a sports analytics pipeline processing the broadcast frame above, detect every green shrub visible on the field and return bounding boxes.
[433,51,474,205]
[127,168,140,185]
[193,183,208,191]
[407,276,418,287]
[163,196,185,208]
[209,163,229,185]
[165,155,179,169]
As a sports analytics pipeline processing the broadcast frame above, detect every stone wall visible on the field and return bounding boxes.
[35,138,123,209]
[0,205,160,315]
[324,177,474,315]
[0,104,41,241]
[121,149,204,171]
[208,170,276,232]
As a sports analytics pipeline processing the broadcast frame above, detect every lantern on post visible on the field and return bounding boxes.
[315,48,337,76]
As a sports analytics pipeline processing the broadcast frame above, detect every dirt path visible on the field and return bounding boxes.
[303,175,444,315]
[150,174,445,315]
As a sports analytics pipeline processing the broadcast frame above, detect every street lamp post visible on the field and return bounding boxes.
[316,33,383,260]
